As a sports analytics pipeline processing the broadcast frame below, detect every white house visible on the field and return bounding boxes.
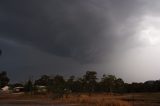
[1,86,10,93]
[13,87,24,93]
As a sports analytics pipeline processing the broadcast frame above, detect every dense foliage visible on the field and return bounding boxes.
[34,71,160,93]
[1,71,160,94]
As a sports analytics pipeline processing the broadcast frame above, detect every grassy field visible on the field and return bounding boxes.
[0,93,160,106]
[121,93,160,106]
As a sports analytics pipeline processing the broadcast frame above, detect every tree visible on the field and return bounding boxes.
[66,75,75,91]
[24,80,33,93]
[101,74,116,92]
[115,78,125,93]
[73,77,84,92]
[49,75,66,99]
[34,75,50,86]
[83,71,97,93]
[52,75,65,92]
[0,71,10,88]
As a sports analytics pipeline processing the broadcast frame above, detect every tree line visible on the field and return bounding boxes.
[1,71,160,94]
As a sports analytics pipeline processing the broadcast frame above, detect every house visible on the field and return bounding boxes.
[35,85,47,93]
[1,86,10,93]
[13,87,25,93]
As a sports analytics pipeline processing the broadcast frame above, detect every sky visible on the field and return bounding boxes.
[1,0,160,83]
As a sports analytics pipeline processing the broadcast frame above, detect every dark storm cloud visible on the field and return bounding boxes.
[0,0,144,63]
[0,38,85,82]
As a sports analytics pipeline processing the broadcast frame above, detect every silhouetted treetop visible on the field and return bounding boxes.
[0,71,10,88]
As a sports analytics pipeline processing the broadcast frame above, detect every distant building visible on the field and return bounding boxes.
[1,86,10,93]
[13,87,25,93]
[35,85,47,93]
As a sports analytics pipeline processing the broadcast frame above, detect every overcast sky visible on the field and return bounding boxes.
[1,0,160,83]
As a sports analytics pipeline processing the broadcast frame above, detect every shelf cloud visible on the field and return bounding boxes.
[1,0,160,82]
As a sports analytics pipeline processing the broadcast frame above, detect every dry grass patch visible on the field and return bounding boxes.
[58,94,131,106]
